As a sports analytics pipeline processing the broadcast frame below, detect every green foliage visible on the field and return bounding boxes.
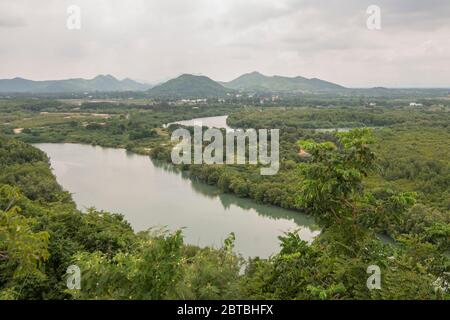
[237,128,448,300]
[296,129,377,231]
[370,127,450,210]
[71,230,184,299]
[228,106,449,130]
[0,186,50,298]
[0,99,448,300]
[175,233,242,300]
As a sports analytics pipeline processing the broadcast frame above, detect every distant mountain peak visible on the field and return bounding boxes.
[178,73,209,79]
[223,72,344,92]
[178,73,197,78]
[242,71,265,77]
[94,74,117,80]
[0,75,151,93]
[149,74,232,98]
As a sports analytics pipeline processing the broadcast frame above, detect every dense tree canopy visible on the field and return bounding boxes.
[0,99,448,300]
[0,132,448,300]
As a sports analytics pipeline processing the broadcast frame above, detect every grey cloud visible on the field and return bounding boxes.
[0,0,449,87]
[0,18,26,28]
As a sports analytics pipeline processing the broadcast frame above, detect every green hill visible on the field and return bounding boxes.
[148,74,233,98]
[222,71,345,92]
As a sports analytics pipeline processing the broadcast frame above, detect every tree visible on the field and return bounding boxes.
[0,186,50,299]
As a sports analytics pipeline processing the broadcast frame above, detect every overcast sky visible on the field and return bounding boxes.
[1,0,449,87]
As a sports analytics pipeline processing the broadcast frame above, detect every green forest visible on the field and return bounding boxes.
[0,99,449,300]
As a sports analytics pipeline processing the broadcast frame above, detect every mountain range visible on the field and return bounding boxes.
[221,71,345,92]
[148,72,345,97]
[0,72,345,95]
[0,75,151,93]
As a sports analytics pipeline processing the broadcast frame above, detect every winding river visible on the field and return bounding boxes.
[165,115,232,131]
[34,115,319,258]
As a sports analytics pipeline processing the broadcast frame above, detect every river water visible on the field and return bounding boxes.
[165,115,232,131]
[35,115,320,257]
[35,142,318,258]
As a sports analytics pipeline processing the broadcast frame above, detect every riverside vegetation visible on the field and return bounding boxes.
[0,98,449,299]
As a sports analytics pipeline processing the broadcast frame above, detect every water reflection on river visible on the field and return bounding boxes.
[35,143,319,258]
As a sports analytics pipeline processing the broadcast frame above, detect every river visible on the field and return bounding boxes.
[164,115,232,131]
[35,142,318,258]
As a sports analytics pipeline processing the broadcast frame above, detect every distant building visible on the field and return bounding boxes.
[175,98,207,105]
[409,102,423,107]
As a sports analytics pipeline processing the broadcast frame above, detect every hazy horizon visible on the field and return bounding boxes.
[2,72,450,90]
[1,0,450,87]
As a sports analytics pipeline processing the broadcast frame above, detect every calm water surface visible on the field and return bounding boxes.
[165,115,232,131]
[35,143,318,258]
